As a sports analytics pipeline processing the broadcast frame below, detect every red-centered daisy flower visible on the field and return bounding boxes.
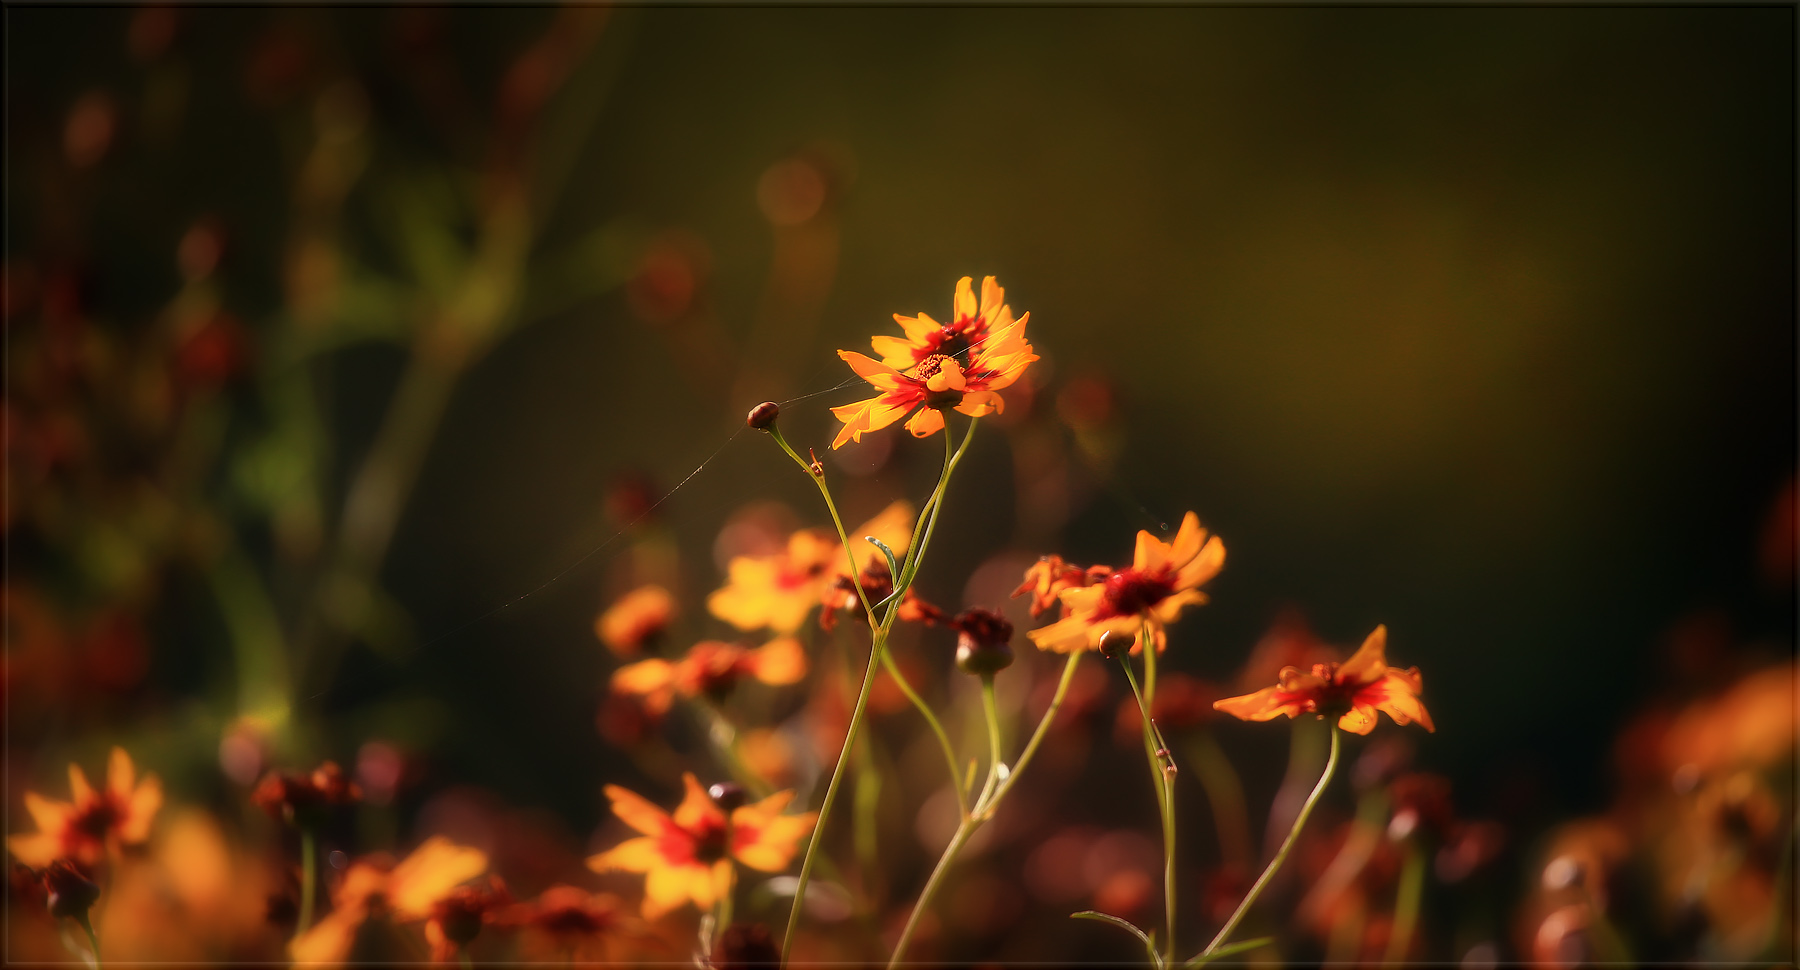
[290,837,488,966]
[611,638,808,715]
[707,501,912,633]
[1013,555,1114,618]
[420,874,511,964]
[1212,625,1435,735]
[830,279,1037,448]
[507,884,636,962]
[587,774,816,920]
[595,585,677,657]
[251,761,362,827]
[8,747,162,868]
[871,275,1018,370]
[1025,512,1225,655]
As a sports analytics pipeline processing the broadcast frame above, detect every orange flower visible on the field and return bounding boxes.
[508,884,635,961]
[707,501,912,633]
[588,774,816,919]
[8,747,162,867]
[830,277,1037,448]
[595,585,677,657]
[421,874,510,964]
[1212,625,1435,735]
[1013,555,1113,618]
[290,836,487,966]
[1025,512,1225,654]
[611,638,808,715]
[871,275,1018,371]
[251,761,362,826]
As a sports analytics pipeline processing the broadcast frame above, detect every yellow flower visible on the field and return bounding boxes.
[1212,625,1435,735]
[830,277,1037,448]
[1025,512,1225,654]
[611,637,808,715]
[707,501,913,633]
[8,746,162,868]
[588,774,816,919]
[290,836,488,966]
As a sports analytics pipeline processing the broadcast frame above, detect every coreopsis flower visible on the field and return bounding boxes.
[595,585,677,657]
[1212,626,1435,735]
[420,874,511,963]
[611,637,807,715]
[587,774,816,919]
[1014,555,1113,618]
[830,277,1037,447]
[508,884,634,961]
[871,275,1017,370]
[289,836,487,966]
[817,561,949,633]
[8,747,162,867]
[707,501,912,633]
[1025,512,1225,655]
[251,761,362,828]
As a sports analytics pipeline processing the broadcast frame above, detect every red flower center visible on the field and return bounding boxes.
[70,799,121,840]
[1098,569,1176,619]
[689,817,731,864]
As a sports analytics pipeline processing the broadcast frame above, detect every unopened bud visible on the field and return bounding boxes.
[746,402,780,431]
[1098,630,1122,661]
[953,608,1015,676]
[708,781,747,814]
[44,860,99,921]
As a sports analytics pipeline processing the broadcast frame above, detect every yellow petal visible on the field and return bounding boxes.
[905,408,945,438]
[68,763,95,807]
[672,773,723,831]
[870,334,917,368]
[290,907,363,966]
[1337,625,1390,687]
[118,773,162,844]
[612,659,676,696]
[952,276,977,322]
[390,837,487,918]
[748,636,808,686]
[955,390,1003,417]
[106,747,137,804]
[838,350,905,390]
[605,785,674,837]
[7,832,61,868]
[587,836,664,873]
[853,499,916,567]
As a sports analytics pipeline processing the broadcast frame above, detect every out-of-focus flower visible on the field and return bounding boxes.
[953,607,1016,676]
[251,762,362,828]
[506,884,635,962]
[1662,661,1796,775]
[818,560,948,633]
[421,874,510,963]
[8,747,162,867]
[587,774,816,919]
[831,278,1037,447]
[708,501,912,633]
[713,921,781,969]
[595,584,676,657]
[1014,555,1113,618]
[1213,626,1434,735]
[1026,512,1225,655]
[44,859,100,921]
[611,638,807,715]
[289,836,487,966]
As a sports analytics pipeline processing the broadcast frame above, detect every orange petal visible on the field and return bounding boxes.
[106,747,137,804]
[895,312,940,345]
[870,334,917,368]
[1176,535,1226,592]
[748,636,808,686]
[68,763,95,808]
[954,390,1003,418]
[7,832,61,868]
[853,500,916,569]
[978,277,1004,318]
[390,837,487,918]
[1212,685,1302,723]
[587,835,664,874]
[952,276,977,323]
[1337,626,1390,687]
[612,659,676,696]
[905,407,945,438]
[838,350,906,390]
[290,907,363,966]
[672,773,723,831]
[605,785,674,837]
[118,773,162,844]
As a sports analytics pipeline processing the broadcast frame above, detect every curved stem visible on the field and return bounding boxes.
[879,645,966,816]
[298,827,317,937]
[1201,726,1341,958]
[1120,645,1177,962]
[984,652,1081,816]
[888,818,977,968]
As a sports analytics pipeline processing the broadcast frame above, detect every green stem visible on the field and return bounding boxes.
[983,652,1081,816]
[298,827,317,937]
[1382,840,1424,968]
[76,911,101,970]
[1120,644,1177,962]
[878,646,965,816]
[1201,726,1341,958]
[975,676,1004,809]
[1188,730,1252,869]
[889,818,976,968]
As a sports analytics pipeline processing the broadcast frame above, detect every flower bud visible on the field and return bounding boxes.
[746,402,780,431]
[44,860,99,921]
[712,921,780,969]
[953,608,1015,676]
[1097,630,1122,661]
[708,782,747,814]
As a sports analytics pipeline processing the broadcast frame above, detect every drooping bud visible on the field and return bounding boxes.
[953,607,1015,676]
[44,860,99,921]
[746,402,780,431]
[708,782,747,814]
[1098,629,1123,661]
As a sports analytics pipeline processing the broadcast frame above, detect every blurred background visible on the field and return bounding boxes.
[5,5,1793,966]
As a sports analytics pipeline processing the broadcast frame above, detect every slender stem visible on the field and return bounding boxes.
[984,652,1081,816]
[981,678,1003,782]
[766,426,879,624]
[298,827,318,937]
[1201,726,1342,958]
[1188,730,1252,869]
[888,818,976,968]
[1382,840,1424,968]
[879,646,966,816]
[1120,646,1176,962]
[72,912,101,970]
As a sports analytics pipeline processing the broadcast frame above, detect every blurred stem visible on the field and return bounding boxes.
[853,733,882,902]
[1187,730,1252,870]
[702,702,771,799]
[1382,840,1425,968]
[75,912,101,970]
[877,647,963,816]
[1201,726,1341,959]
[889,652,1085,966]
[977,676,1003,808]
[208,540,293,727]
[298,827,317,937]
[1120,639,1177,963]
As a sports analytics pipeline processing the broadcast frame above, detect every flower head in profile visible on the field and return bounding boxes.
[251,761,362,828]
[707,501,912,633]
[8,747,162,868]
[290,836,488,966]
[595,585,677,657]
[508,884,635,962]
[1025,512,1225,655]
[421,874,511,963]
[1014,555,1114,618]
[588,774,816,919]
[611,638,807,715]
[1212,625,1435,735]
[831,277,1037,448]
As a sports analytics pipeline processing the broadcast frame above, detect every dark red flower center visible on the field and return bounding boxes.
[690,817,731,864]
[70,799,121,840]
[934,328,973,364]
[1098,569,1176,619]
